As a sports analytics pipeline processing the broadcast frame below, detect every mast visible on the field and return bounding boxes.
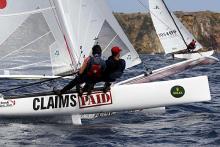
[161,0,188,48]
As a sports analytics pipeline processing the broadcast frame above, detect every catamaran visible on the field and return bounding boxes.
[149,0,215,59]
[0,0,218,125]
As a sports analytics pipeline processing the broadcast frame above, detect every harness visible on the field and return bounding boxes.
[86,55,106,79]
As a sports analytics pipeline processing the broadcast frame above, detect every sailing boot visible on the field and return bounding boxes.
[103,82,111,93]
[53,88,62,98]
[81,84,92,101]
[76,84,83,97]
[86,83,95,96]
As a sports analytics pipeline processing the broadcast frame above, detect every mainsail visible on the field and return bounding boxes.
[0,0,141,77]
[149,0,203,54]
[0,0,74,76]
[53,0,141,69]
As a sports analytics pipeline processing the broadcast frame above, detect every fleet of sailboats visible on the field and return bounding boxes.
[0,0,218,125]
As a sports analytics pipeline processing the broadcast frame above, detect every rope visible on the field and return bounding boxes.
[0,31,51,62]
[0,72,78,94]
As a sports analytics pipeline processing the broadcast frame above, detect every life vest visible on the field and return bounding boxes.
[86,55,106,79]
[187,41,196,49]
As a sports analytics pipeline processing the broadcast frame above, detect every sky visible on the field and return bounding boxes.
[108,0,220,13]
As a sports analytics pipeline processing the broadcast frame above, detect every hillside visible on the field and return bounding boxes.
[114,11,220,53]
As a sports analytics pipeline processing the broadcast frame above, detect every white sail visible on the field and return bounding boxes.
[94,0,141,68]
[172,13,203,51]
[53,0,141,69]
[0,0,75,76]
[149,0,202,54]
[0,0,141,76]
[0,0,50,46]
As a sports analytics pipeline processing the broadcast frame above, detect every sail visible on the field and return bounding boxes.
[94,0,141,68]
[54,0,141,69]
[0,0,50,45]
[0,0,141,77]
[172,13,203,51]
[0,0,74,76]
[149,0,202,54]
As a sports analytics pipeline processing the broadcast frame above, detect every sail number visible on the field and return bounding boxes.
[158,30,177,38]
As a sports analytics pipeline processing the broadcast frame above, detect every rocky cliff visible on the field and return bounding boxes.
[114,11,220,53]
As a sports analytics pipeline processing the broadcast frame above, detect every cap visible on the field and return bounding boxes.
[111,46,122,54]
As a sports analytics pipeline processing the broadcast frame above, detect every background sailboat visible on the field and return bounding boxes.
[149,0,215,59]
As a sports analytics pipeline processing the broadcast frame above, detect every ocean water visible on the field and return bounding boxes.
[0,54,220,146]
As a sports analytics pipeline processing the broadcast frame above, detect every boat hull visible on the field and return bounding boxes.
[116,56,218,85]
[0,76,211,116]
[174,50,214,59]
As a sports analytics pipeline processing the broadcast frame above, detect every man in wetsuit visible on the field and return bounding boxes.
[187,39,196,52]
[102,46,126,92]
[54,45,106,96]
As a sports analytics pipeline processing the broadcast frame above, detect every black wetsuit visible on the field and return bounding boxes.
[187,42,196,52]
[103,56,126,82]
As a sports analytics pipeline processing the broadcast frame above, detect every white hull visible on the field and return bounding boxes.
[0,76,211,117]
[81,107,166,119]
[116,56,218,85]
[174,50,214,59]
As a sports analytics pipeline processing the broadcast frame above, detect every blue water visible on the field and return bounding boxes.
[0,54,220,146]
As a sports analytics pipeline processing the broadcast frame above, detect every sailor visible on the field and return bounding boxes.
[55,45,106,96]
[187,39,196,52]
[171,53,175,60]
[102,46,126,92]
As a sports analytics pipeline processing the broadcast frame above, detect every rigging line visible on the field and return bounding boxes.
[76,46,84,70]
[82,0,95,52]
[77,0,82,50]
[102,34,118,53]
[63,36,76,67]
[0,7,55,17]
[49,0,63,32]
[50,0,77,67]
[137,0,148,9]
[84,0,103,58]
[0,60,50,71]
[137,0,174,32]
[136,0,186,43]
[81,0,98,61]
[0,31,51,62]
[49,0,77,65]
[0,72,78,94]
[70,0,85,70]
